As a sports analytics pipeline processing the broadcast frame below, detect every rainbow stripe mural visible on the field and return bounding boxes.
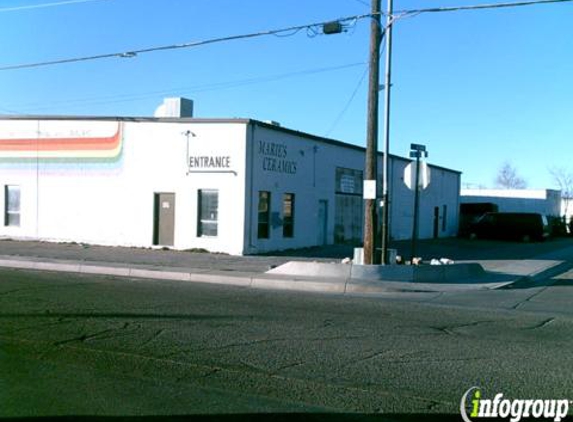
[0,122,124,172]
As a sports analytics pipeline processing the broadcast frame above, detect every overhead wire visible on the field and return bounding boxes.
[6,62,366,112]
[272,28,304,38]
[325,66,368,137]
[1,0,570,72]
[396,0,573,15]
[325,26,388,137]
[0,13,375,71]
[325,0,573,139]
[0,106,22,114]
[323,0,573,138]
[0,0,110,13]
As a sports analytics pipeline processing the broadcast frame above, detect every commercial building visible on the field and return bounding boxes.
[0,104,461,255]
[460,189,562,217]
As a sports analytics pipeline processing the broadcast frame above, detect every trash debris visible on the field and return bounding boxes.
[341,257,352,264]
[395,255,403,265]
[412,257,423,266]
[429,258,455,265]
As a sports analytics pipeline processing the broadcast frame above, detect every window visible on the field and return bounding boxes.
[283,193,295,238]
[335,167,363,195]
[258,191,271,239]
[197,190,218,237]
[4,185,20,227]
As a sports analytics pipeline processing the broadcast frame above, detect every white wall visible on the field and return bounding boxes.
[461,189,562,217]
[0,118,461,255]
[562,198,573,223]
[0,119,248,255]
[388,158,460,240]
[244,123,461,253]
[245,124,355,253]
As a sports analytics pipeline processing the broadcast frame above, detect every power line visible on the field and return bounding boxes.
[1,0,571,72]
[396,0,573,16]
[325,66,368,137]
[325,36,387,137]
[0,106,21,114]
[0,0,110,13]
[0,13,374,72]
[325,12,397,139]
[7,62,366,112]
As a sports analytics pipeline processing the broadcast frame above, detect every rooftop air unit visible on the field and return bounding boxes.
[154,97,194,118]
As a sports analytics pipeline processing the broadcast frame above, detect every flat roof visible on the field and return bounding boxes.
[461,188,560,199]
[0,114,461,175]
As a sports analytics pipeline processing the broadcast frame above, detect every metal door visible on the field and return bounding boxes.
[317,200,328,245]
[153,193,176,246]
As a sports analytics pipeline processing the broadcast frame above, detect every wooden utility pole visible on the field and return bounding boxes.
[363,0,381,265]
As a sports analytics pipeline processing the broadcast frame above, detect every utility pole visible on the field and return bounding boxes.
[380,0,393,264]
[363,0,381,265]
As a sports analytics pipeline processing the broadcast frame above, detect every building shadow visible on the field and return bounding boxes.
[265,237,573,262]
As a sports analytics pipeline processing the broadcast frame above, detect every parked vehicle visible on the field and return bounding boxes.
[469,212,550,242]
[459,202,499,237]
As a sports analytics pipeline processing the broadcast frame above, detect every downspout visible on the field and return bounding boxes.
[35,120,40,238]
[456,172,461,237]
[247,122,256,252]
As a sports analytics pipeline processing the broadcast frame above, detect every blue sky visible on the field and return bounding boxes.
[1,0,572,189]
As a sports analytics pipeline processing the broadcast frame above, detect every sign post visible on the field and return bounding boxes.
[406,144,429,261]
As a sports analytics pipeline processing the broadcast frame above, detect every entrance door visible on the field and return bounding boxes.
[317,200,328,246]
[433,206,440,239]
[153,193,176,246]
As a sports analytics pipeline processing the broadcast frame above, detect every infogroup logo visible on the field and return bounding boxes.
[460,387,570,422]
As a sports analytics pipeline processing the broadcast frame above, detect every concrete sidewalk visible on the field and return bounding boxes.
[0,238,570,294]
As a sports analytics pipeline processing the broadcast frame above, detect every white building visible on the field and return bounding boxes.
[460,188,562,217]
[0,111,461,255]
[561,198,573,225]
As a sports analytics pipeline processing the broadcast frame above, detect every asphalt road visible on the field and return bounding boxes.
[1,268,573,421]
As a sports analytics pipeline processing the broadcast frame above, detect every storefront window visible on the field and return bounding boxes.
[198,190,218,237]
[258,191,271,239]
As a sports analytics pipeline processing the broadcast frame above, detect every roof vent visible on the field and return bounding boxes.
[263,120,281,127]
[154,97,194,118]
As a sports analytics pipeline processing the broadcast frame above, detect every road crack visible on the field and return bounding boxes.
[0,318,73,335]
[52,322,133,346]
[430,320,495,336]
[53,328,116,346]
[139,328,165,348]
[512,287,549,310]
[0,282,93,298]
[349,350,391,365]
[526,317,555,330]
[271,361,305,374]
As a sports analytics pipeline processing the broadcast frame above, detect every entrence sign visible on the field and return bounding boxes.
[188,156,231,169]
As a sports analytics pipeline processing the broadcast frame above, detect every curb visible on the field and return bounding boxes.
[0,257,517,294]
